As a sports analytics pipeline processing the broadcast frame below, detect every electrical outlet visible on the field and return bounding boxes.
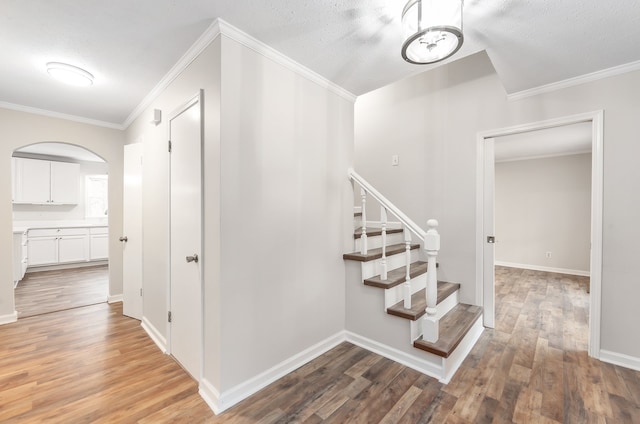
[545,251,552,259]
[391,155,399,166]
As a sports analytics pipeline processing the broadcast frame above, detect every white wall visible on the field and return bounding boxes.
[0,108,124,320]
[354,51,640,360]
[125,31,354,400]
[495,153,591,273]
[12,158,109,222]
[218,35,353,392]
[124,36,222,390]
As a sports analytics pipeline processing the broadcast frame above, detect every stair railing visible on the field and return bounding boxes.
[349,169,440,317]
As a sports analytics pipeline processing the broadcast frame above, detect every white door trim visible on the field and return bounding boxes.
[166,90,205,381]
[476,110,604,359]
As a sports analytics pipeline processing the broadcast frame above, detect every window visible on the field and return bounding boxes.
[85,175,108,218]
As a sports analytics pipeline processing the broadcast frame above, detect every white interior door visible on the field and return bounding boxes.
[169,92,203,380]
[122,143,143,320]
[483,138,496,328]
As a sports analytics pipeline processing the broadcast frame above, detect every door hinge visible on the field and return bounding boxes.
[168,140,172,153]
[139,288,143,297]
[168,311,172,323]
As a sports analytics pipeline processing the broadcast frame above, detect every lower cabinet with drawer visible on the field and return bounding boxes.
[89,227,109,260]
[27,227,90,267]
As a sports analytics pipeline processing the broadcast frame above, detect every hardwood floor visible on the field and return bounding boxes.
[1,266,639,422]
[0,302,214,423]
[14,265,108,318]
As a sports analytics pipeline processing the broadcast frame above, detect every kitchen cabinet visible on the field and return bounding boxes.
[13,157,79,204]
[27,228,89,267]
[89,227,109,260]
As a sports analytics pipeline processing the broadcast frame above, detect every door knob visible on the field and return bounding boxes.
[487,236,495,244]
[186,254,199,263]
[119,236,128,242]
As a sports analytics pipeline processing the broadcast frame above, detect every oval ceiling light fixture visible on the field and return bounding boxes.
[401,0,464,65]
[46,62,94,86]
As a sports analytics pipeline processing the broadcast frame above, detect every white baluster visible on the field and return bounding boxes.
[380,207,388,280]
[360,188,368,254]
[423,219,441,342]
[403,228,412,309]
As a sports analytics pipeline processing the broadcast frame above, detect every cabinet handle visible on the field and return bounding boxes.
[119,236,128,242]
[186,254,198,263]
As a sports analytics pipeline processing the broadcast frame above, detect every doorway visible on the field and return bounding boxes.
[476,111,604,358]
[168,91,203,380]
[11,142,110,318]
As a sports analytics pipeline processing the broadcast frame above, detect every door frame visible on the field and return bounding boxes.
[475,110,604,359]
[166,90,205,381]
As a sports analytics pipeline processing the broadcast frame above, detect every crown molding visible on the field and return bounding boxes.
[217,19,356,103]
[122,20,223,128]
[507,59,640,101]
[0,101,124,130]
[122,18,356,130]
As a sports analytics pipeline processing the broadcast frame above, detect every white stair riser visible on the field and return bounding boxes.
[361,249,420,279]
[355,232,405,251]
[385,273,426,308]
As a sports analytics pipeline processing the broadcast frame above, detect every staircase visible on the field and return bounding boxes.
[343,169,483,383]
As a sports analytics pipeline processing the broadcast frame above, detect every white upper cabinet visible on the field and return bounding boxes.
[50,161,79,204]
[14,158,50,203]
[13,157,79,204]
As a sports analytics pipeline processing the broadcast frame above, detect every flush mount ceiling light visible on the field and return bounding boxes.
[46,62,94,86]
[401,0,464,65]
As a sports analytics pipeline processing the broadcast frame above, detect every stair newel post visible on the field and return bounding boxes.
[422,219,440,343]
[380,207,388,280]
[360,188,368,255]
[403,228,412,309]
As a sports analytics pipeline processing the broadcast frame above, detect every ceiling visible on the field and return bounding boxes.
[2,0,640,127]
[494,123,592,163]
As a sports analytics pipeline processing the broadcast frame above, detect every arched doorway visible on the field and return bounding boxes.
[11,142,110,318]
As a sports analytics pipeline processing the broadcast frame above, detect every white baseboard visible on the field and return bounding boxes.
[26,260,108,273]
[345,331,443,381]
[107,294,123,303]
[203,331,346,414]
[0,311,18,325]
[141,316,167,353]
[600,349,640,372]
[495,261,590,277]
[199,379,222,415]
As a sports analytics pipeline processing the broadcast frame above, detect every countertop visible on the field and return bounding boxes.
[13,220,109,234]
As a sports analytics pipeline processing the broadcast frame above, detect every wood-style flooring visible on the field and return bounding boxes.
[1,266,639,422]
[14,265,108,318]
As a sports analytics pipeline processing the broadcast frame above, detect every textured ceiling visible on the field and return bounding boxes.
[494,123,592,163]
[1,0,640,127]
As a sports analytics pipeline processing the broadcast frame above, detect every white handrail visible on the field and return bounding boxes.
[349,168,426,242]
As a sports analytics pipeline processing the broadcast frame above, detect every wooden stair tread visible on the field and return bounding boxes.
[343,243,420,262]
[386,282,460,320]
[413,304,483,358]
[364,261,428,289]
[354,227,403,239]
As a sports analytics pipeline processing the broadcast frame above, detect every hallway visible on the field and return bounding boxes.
[0,267,638,422]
